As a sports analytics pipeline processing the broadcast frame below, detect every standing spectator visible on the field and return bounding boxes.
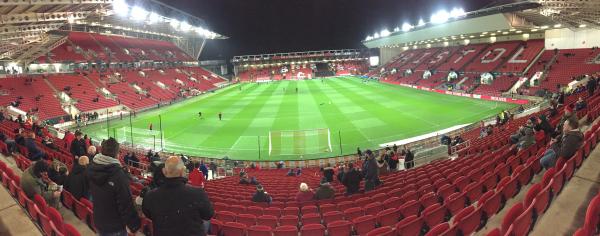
[87,146,97,161]
[342,163,363,195]
[295,183,314,203]
[64,156,90,200]
[251,185,272,203]
[587,76,597,96]
[21,161,61,208]
[540,117,584,170]
[142,156,214,236]
[188,162,205,188]
[24,132,45,161]
[123,152,139,168]
[314,180,335,200]
[209,161,217,179]
[199,161,209,180]
[404,146,415,169]
[322,163,334,183]
[364,154,380,192]
[70,131,86,161]
[88,138,140,236]
[356,147,362,158]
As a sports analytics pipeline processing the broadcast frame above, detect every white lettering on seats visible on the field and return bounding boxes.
[454,49,476,64]
[413,52,432,64]
[481,48,506,64]
[430,51,449,64]
[508,47,527,63]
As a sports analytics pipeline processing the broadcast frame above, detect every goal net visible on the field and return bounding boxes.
[117,127,162,149]
[269,128,332,157]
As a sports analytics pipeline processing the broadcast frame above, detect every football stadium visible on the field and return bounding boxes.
[0,0,599,235]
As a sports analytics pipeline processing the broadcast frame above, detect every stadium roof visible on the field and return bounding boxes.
[363,0,600,49]
[0,0,226,62]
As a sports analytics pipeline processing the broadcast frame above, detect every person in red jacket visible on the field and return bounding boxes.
[188,162,205,188]
[295,183,314,203]
[63,131,75,149]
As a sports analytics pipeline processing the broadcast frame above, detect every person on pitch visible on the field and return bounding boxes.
[218,112,222,121]
[198,111,202,118]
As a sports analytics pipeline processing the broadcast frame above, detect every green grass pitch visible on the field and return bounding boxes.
[81,76,515,161]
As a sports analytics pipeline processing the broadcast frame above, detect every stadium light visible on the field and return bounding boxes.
[373,33,380,39]
[113,0,129,17]
[148,12,162,24]
[393,27,400,32]
[401,23,414,32]
[554,24,562,28]
[380,29,391,37]
[131,6,148,21]
[540,25,549,29]
[180,21,192,31]
[579,24,587,28]
[417,19,425,27]
[365,35,373,41]
[430,10,449,24]
[169,19,180,29]
[450,8,466,18]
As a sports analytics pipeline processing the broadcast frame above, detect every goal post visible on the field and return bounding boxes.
[268,128,332,157]
[119,127,162,150]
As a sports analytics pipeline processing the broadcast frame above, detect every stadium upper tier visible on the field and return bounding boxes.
[237,61,368,82]
[37,31,195,64]
[0,66,226,121]
[372,39,600,96]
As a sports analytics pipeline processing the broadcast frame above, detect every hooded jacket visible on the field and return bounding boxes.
[64,163,89,200]
[142,177,214,236]
[87,153,140,233]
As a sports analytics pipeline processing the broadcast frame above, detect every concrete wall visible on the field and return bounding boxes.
[545,28,600,49]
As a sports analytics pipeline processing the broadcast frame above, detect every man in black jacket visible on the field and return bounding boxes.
[142,156,214,236]
[88,138,140,235]
[70,131,86,161]
[540,116,584,170]
[64,156,90,200]
[342,163,363,196]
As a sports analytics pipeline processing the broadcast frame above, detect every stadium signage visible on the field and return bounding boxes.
[398,83,528,105]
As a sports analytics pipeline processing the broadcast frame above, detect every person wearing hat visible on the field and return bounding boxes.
[21,160,61,208]
[142,156,214,236]
[314,179,335,200]
[251,184,272,203]
[70,130,86,162]
[88,138,141,235]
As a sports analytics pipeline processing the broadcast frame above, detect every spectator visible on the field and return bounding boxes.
[314,180,335,200]
[286,168,295,176]
[251,184,272,203]
[42,136,58,150]
[276,161,284,169]
[587,76,597,96]
[364,153,381,192]
[535,114,554,137]
[24,132,45,161]
[336,165,345,183]
[209,161,217,179]
[517,127,535,151]
[295,167,302,176]
[376,154,389,175]
[404,146,414,169]
[88,138,140,235]
[142,156,214,236]
[64,156,90,200]
[356,147,362,158]
[575,97,587,111]
[21,160,61,208]
[199,161,209,180]
[342,163,363,195]
[322,163,334,183]
[188,162,205,188]
[48,160,68,185]
[87,145,97,161]
[295,183,314,203]
[70,131,86,161]
[540,117,584,170]
[123,152,139,168]
[556,106,577,135]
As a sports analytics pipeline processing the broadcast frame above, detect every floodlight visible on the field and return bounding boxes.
[431,10,449,24]
[380,29,391,37]
[365,36,373,41]
[540,25,549,29]
[579,24,587,28]
[450,8,466,18]
[170,19,180,29]
[148,12,161,24]
[180,21,192,31]
[113,0,129,17]
[417,19,425,27]
[131,6,148,21]
[554,24,562,28]
[401,23,413,32]
[373,33,380,39]
[393,27,400,32]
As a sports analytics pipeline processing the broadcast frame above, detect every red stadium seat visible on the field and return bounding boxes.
[326,220,353,236]
[479,190,502,218]
[319,203,337,214]
[64,223,81,236]
[301,213,321,225]
[376,207,402,227]
[395,215,424,236]
[511,201,535,236]
[401,190,419,202]
[237,213,258,227]
[419,192,439,209]
[257,215,278,229]
[552,168,566,195]
[273,225,298,236]
[364,202,384,216]
[222,222,247,235]
[425,223,450,236]
[463,181,484,204]
[322,211,344,225]
[301,205,319,215]
[247,225,272,236]
[343,207,364,221]
[247,206,264,216]
[399,200,421,218]
[283,207,299,216]
[300,224,326,236]
[444,192,467,216]
[279,215,299,227]
[454,205,482,235]
[210,219,223,235]
[264,207,282,217]
[382,197,403,209]
[352,215,377,235]
[501,203,524,235]
[422,203,446,228]
[216,211,236,222]
[437,184,457,200]
[366,226,395,236]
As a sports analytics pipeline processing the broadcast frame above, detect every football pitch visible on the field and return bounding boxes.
[81,76,515,161]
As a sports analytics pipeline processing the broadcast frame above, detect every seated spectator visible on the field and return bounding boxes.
[21,161,61,208]
[540,116,584,170]
[24,132,45,161]
[188,162,205,188]
[575,97,587,111]
[517,127,535,151]
[123,152,139,168]
[314,180,335,200]
[48,160,68,185]
[41,136,58,150]
[276,161,284,169]
[556,106,577,135]
[240,172,258,185]
[295,183,314,203]
[322,163,334,183]
[534,114,554,137]
[286,168,295,176]
[251,184,272,203]
[403,146,414,169]
[342,163,363,195]
[65,156,90,200]
[295,167,302,176]
[87,146,97,162]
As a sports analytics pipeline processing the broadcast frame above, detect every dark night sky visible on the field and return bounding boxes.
[160,0,499,61]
